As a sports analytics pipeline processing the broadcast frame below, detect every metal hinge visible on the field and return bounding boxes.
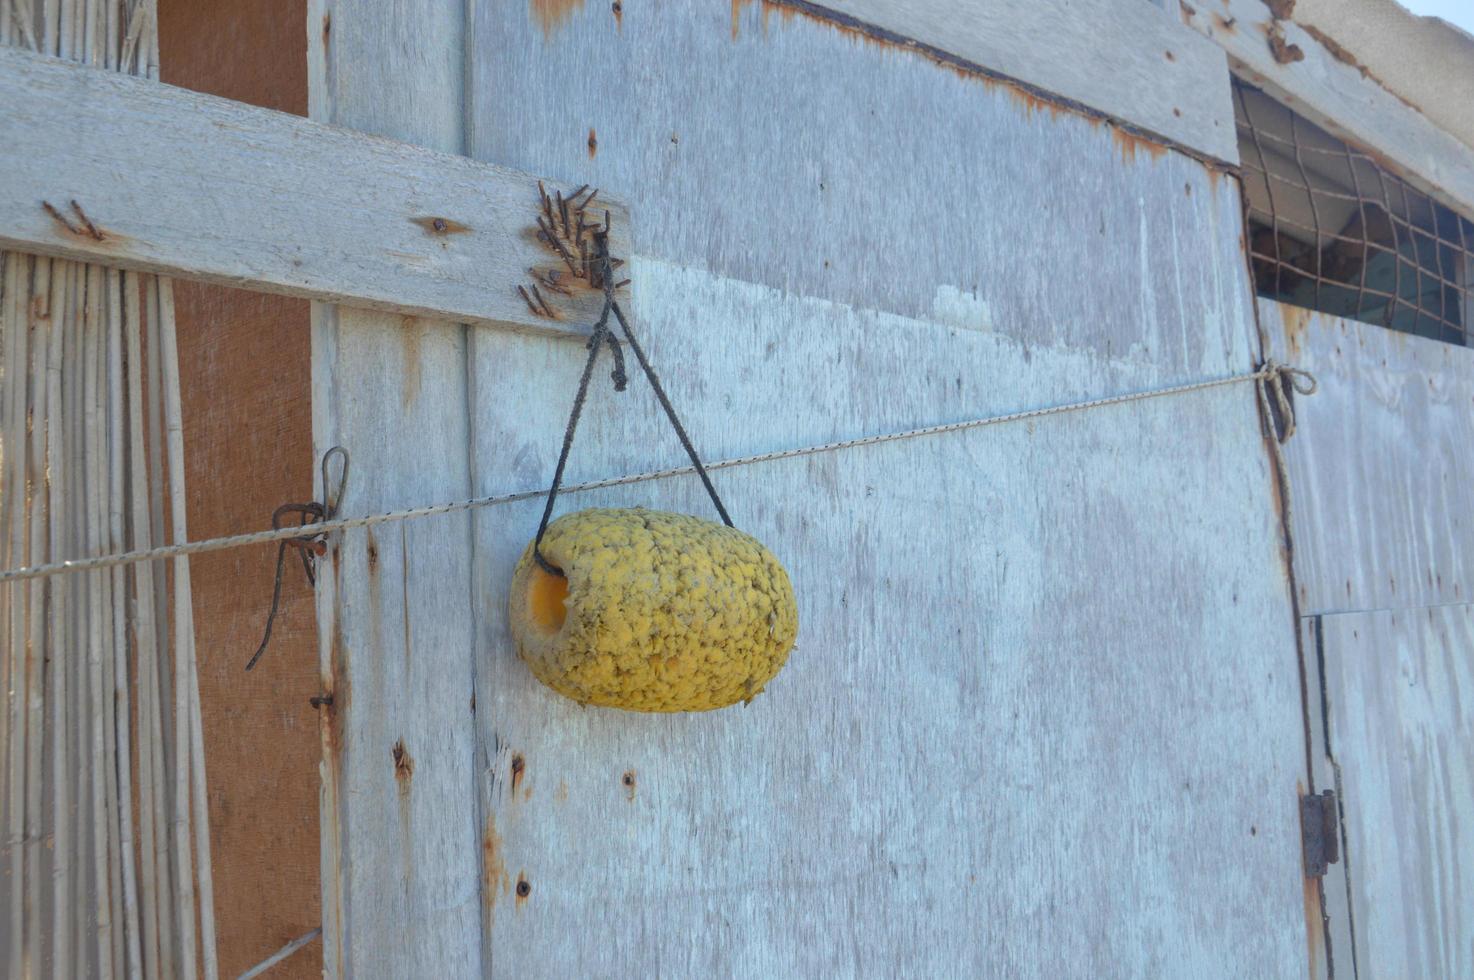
[1301,789,1340,878]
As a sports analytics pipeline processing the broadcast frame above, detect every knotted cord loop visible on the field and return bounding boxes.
[246,447,349,671]
[1259,359,1318,444]
[532,231,732,577]
[1255,360,1318,556]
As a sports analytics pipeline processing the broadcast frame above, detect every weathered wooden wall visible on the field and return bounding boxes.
[1263,300,1474,977]
[308,0,483,975]
[448,4,1309,976]
[1263,301,1473,615]
[1315,606,1473,980]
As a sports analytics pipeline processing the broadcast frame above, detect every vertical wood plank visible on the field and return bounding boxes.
[308,0,481,975]
[464,8,1311,974]
[1318,606,1474,979]
[1259,300,1474,615]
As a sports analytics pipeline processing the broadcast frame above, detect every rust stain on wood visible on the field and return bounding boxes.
[622,769,637,801]
[400,317,422,407]
[1279,299,1311,360]
[1111,128,1169,164]
[392,739,414,785]
[587,127,598,158]
[729,0,1199,165]
[409,215,472,236]
[515,872,531,907]
[484,814,510,924]
[511,753,526,795]
[532,0,585,36]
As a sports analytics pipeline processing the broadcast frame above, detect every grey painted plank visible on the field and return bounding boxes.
[467,9,1309,976]
[470,0,1242,366]
[1260,299,1474,615]
[0,45,628,336]
[815,0,1238,161]
[308,0,480,975]
[467,254,1309,977]
[1318,605,1474,979]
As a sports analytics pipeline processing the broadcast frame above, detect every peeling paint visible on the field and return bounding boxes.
[1111,127,1169,165]
[728,0,1203,167]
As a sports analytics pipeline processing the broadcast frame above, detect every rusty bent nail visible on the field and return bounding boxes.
[41,200,82,236]
[518,285,543,316]
[529,282,554,316]
[309,694,334,709]
[247,447,350,672]
[70,200,104,240]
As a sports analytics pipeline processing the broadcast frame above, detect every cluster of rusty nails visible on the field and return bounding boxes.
[42,199,104,241]
[517,182,629,318]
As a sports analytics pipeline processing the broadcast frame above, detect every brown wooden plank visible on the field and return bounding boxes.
[157,3,320,977]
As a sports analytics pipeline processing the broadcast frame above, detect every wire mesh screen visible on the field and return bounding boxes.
[1235,81,1474,346]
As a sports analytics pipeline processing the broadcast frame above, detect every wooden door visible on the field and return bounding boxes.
[1265,301,1474,978]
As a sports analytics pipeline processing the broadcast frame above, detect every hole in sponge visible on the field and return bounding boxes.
[527,563,569,633]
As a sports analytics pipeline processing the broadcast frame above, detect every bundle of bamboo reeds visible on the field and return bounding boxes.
[1,1,219,976]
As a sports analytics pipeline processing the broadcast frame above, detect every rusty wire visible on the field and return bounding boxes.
[245,446,349,671]
[1234,81,1473,346]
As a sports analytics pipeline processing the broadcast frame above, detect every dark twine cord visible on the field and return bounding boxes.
[245,447,349,671]
[532,231,732,576]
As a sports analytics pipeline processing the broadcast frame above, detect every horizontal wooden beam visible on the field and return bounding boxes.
[0,46,629,336]
[812,0,1239,163]
[1177,0,1474,217]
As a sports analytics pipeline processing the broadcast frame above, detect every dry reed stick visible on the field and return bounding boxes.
[125,269,164,980]
[0,258,12,883]
[143,274,176,980]
[98,267,126,979]
[84,261,119,980]
[23,255,48,973]
[111,268,143,980]
[44,253,71,978]
[0,261,11,965]
[156,280,196,980]
[67,257,93,975]
[160,278,219,979]
[0,252,23,980]
[5,251,32,980]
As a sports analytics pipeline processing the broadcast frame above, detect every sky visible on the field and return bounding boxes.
[1395,0,1474,36]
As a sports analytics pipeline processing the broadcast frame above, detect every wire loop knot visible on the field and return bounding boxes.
[245,447,349,671]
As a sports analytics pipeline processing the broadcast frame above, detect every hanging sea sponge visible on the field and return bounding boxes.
[509,508,798,712]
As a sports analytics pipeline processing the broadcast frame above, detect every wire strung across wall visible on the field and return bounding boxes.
[0,361,1316,587]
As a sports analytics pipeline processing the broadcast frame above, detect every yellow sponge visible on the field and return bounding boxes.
[509,508,798,712]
